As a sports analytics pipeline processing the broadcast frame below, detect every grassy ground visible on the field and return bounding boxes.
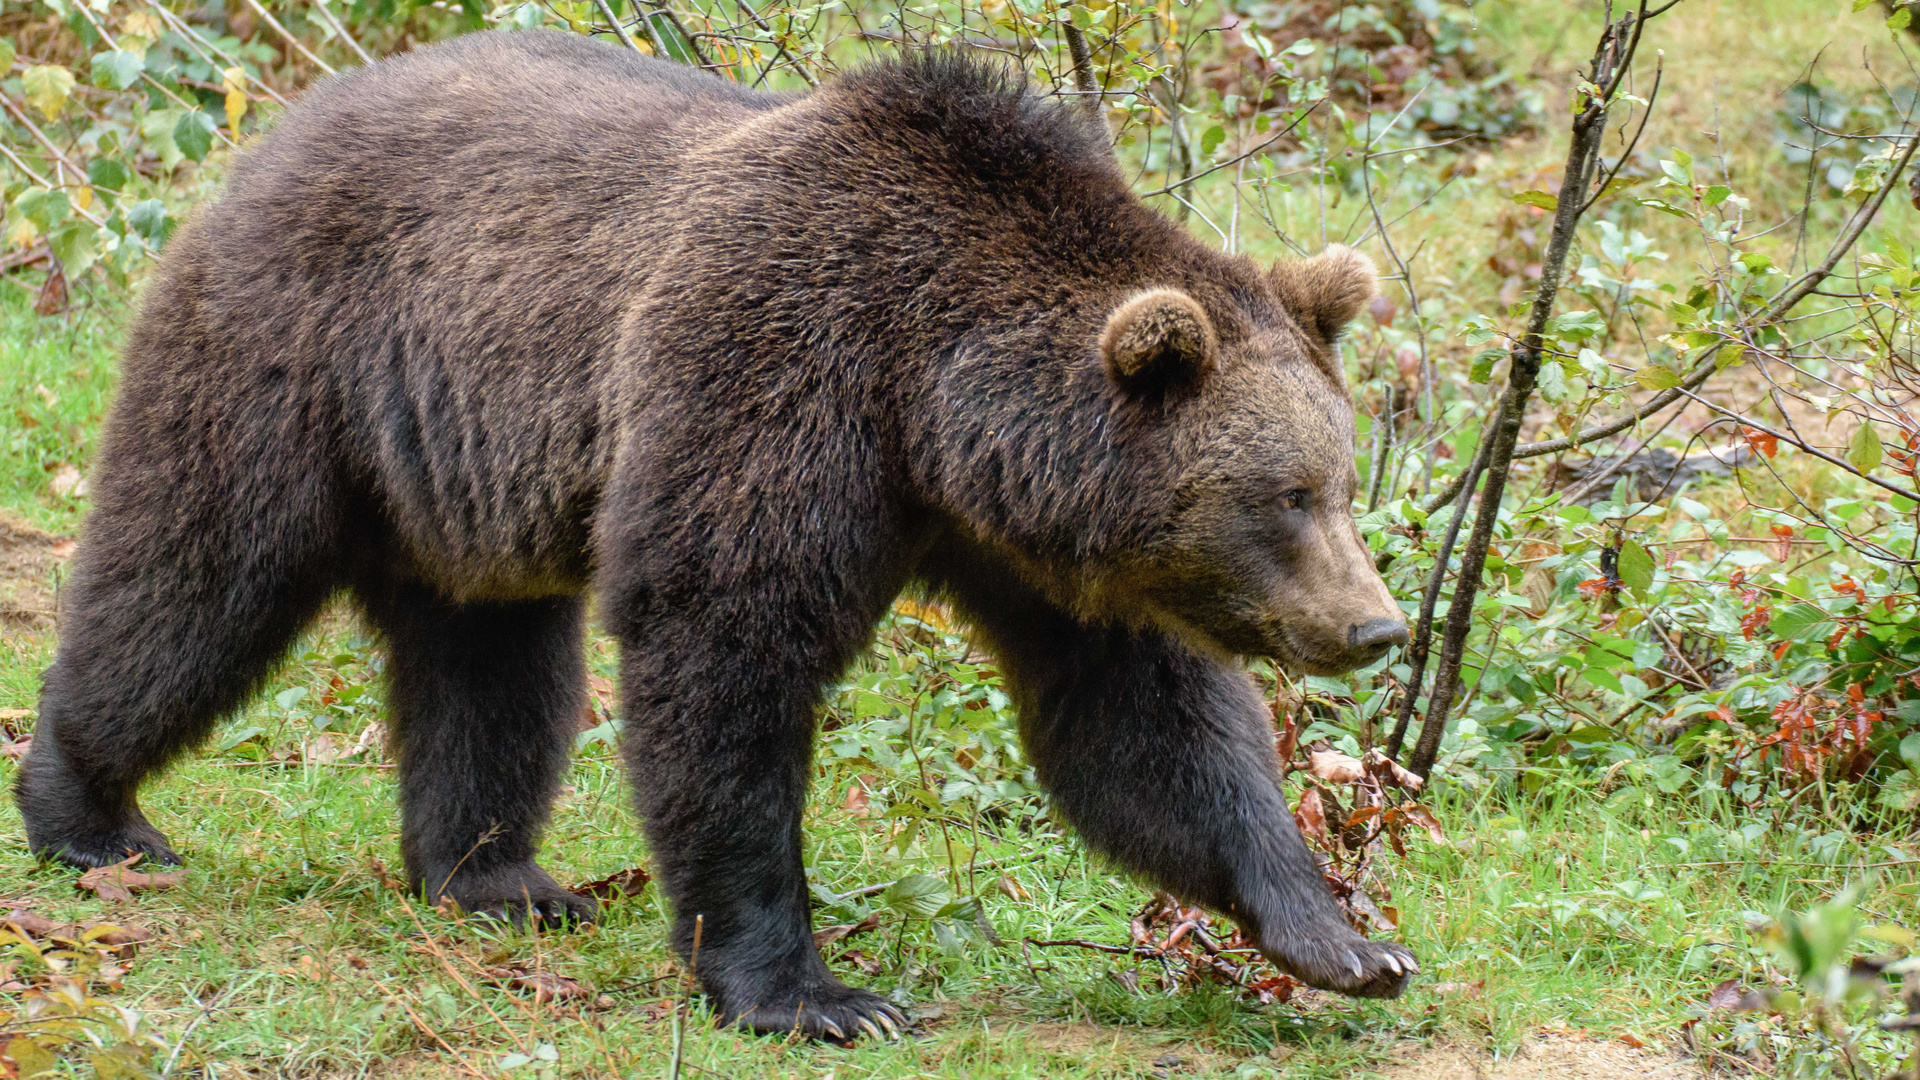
[2,1,1918,1076]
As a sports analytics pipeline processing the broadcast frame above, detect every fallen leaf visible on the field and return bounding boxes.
[304,732,347,765]
[841,778,872,817]
[76,855,186,902]
[813,911,880,949]
[1306,749,1366,785]
[1617,1033,1646,1049]
[2,908,60,938]
[1293,788,1331,849]
[1,736,29,760]
[49,538,76,560]
[484,965,594,1005]
[996,874,1029,902]
[0,708,32,723]
[570,866,651,902]
[47,463,85,499]
[1429,979,1485,998]
[1706,977,1769,1011]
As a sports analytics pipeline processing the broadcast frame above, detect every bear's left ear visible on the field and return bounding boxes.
[1268,245,1377,346]
[1100,288,1218,395]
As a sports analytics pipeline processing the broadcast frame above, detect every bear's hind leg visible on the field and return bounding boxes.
[358,579,596,927]
[19,493,339,869]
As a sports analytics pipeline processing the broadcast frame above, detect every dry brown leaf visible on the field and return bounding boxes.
[76,855,186,902]
[996,874,1030,902]
[1362,749,1425,792]
[1398,803,1447,845]
[484,965,595,1005]
[812,911,880,949]
[1429,979,1485,998]
[1292,787,1331,850]
[841,779,872,817]
[570,866,652,902]
[1306,749,1366,785]
[0,708,31,723]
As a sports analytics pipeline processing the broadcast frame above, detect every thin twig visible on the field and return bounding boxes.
[242,0,337,75]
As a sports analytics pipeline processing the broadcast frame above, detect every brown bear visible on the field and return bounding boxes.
[16,30,1415,1039]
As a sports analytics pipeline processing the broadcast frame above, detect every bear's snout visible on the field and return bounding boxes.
[1346,617,1409,665]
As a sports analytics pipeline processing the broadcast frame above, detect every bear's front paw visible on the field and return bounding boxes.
[426,861,598,929]
[1260,932,1417,999]
[718,976,908,1044]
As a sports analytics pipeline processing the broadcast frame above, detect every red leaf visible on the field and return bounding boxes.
[1742,426,1778,459]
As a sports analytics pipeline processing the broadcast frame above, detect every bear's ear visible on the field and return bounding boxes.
[1099,288,1218,395]
[1268,245,1376,346]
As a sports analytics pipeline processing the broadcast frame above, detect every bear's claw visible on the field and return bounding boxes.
[1259,933,1417,999]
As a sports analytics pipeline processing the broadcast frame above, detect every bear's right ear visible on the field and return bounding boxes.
[1099,288,1218,395]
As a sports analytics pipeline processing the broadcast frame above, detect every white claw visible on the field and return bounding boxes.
[1346,950,1365,980]
[875,1011,899,1036]
[1384,953,1403,975]
[820,1017,845,1041]
[1406,955,1421,975]
[857,1018,882,1041]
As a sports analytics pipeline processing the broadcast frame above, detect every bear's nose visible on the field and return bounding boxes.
[1347,618,1409,661]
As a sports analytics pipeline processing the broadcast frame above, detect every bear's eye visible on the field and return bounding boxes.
[1278,489,1311,512]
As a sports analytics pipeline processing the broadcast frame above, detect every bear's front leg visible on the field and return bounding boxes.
[616,617,909,1041]
[932,550,1417,999]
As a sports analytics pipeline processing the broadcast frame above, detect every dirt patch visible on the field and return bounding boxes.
[0,511,69,629]
[1374,1035,1699,1079]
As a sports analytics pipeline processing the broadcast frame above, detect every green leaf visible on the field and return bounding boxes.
[90,49,145,91]
[1900,732,1920,774]
[218,724,266,751]
[1200,125,1226,157]
[127,199,168,246]
[1891,6,1913,29]
[1854,0,1876,10]
[1769,603,1831,641]
[1848,422,1884,474]
[1536,358,1573,403]
[22,64,76,120]
[1546,309,1606,342]
[1468,347,1502,384]
[0,39,15,76]
[15,188,72,230]
[48,221,98,279]
[885,873,952,919]
[1705,185,1731,205]
[1634,366,1680,391]
[1511,189,1558,211]
[86,157,128,193]
[1617,539,1654,597]
[174,111,218,163]
[1740,252,1775,274]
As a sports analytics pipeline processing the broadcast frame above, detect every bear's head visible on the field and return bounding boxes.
[1102,246,1407,676]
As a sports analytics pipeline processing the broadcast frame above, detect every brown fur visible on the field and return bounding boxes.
[18,32,1413,1039]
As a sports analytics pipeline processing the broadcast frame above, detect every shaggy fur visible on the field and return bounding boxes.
[18,30,1415,1039]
